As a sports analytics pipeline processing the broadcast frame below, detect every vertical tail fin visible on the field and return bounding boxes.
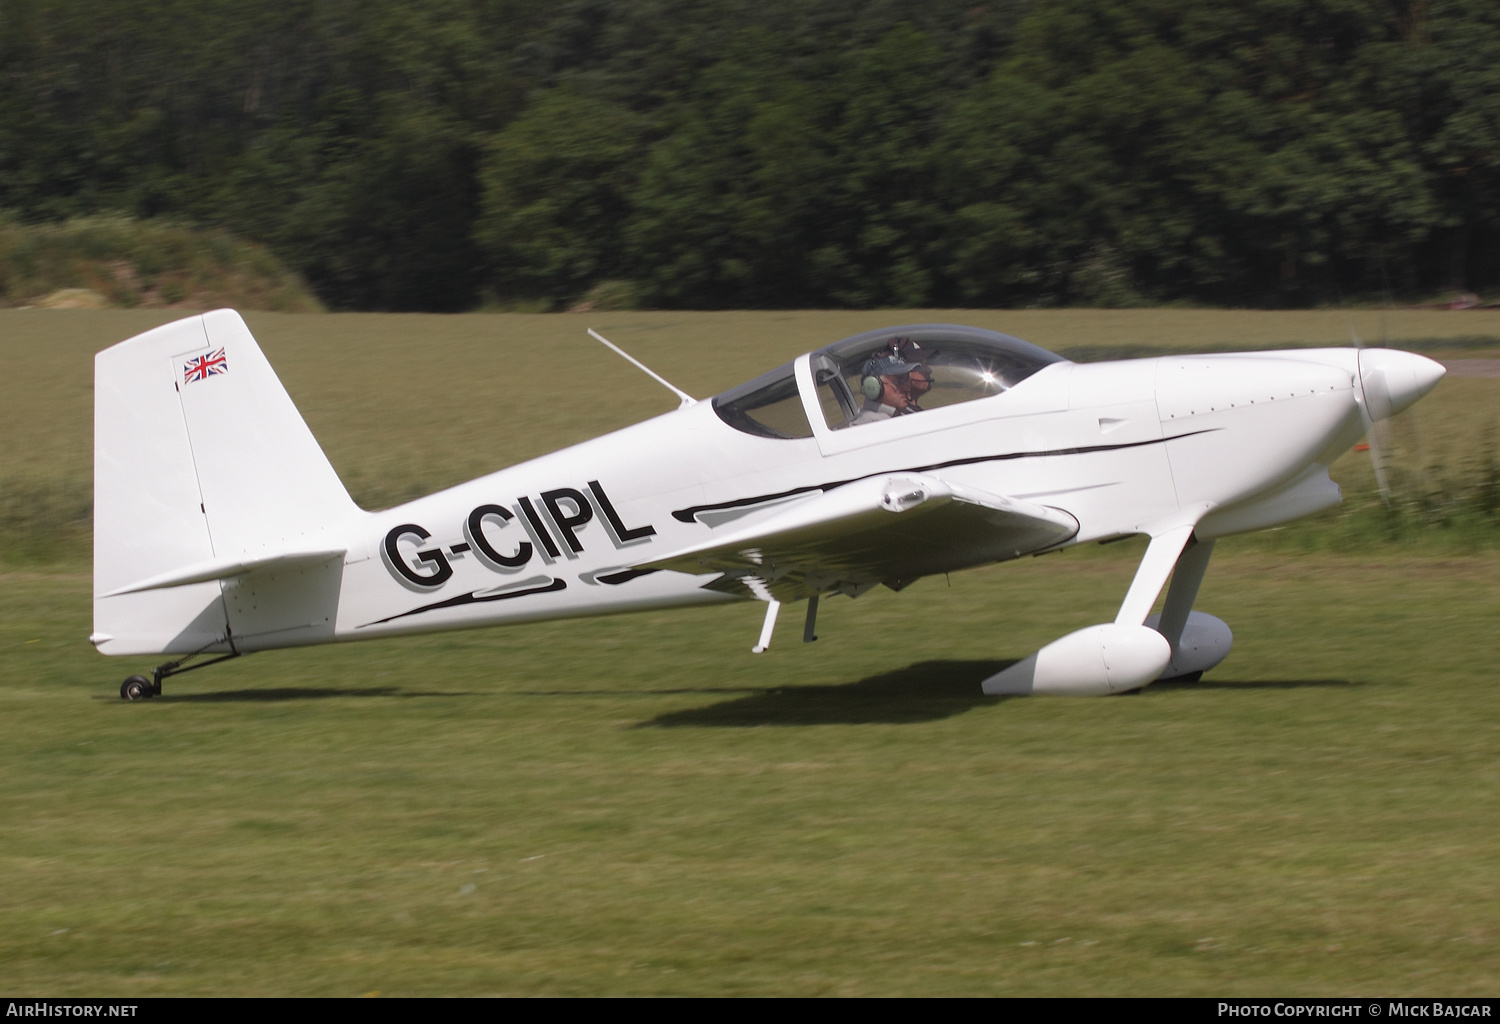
[94,310,359,655]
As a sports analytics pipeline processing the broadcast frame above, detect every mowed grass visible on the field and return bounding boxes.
[1,308,1498,994]
[4,555,1499,995]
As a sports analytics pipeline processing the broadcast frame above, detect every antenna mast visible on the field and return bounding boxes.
[587,328,697,409]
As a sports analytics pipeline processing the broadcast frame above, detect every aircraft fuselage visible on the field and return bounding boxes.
[320,349,1372,649]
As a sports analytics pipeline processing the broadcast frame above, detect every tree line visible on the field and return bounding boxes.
[1,0,1496,311]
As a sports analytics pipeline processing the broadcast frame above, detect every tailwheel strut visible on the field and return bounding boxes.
[119,645,241,701]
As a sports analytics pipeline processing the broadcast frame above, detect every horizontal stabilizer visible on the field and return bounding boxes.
[102,549,348,598]
[639,473,1077,601]
[94,310,363,655]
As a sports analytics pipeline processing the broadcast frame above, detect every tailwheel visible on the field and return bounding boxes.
[115,648,241,700]
[120,675,154,701]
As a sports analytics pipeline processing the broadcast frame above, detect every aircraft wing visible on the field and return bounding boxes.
[637,474,1079,602]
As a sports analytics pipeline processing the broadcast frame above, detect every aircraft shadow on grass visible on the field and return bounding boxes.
[641,659,1015,728]
[640,664,1361,728]
[110,672,1356,709]
[1150,677,1358,692]
[148,686,483,703]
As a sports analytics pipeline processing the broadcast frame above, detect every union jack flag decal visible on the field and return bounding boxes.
[183,348,228,384]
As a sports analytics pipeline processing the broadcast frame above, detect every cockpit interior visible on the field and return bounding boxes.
[712,324,1067,439]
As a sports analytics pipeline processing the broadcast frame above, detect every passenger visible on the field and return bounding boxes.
[890,335,936,370]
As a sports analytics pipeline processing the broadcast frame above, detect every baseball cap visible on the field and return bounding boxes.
[862,354,922,378]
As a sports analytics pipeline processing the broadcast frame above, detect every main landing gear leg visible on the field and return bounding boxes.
[119,649,242,700]
[1156,537,1216,649]
[1146,536,1232,683]
[982,526,1197,697]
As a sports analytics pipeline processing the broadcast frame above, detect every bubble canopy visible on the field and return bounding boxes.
[711,324,1068,438]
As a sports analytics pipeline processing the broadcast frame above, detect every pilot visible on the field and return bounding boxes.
[852,338,934,424]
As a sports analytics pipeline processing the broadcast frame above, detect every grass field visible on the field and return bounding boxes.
[1,309,1498,995]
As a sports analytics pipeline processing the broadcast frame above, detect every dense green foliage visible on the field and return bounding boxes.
[0,215,322,310]
[3,0,1499,310]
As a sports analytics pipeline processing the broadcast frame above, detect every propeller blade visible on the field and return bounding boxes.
[1351,330,1393,504]
[1365,408,1394,503]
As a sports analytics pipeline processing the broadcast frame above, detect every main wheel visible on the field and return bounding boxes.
[120,675,153,701]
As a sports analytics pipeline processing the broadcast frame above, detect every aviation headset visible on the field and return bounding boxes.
[861,336,932,402]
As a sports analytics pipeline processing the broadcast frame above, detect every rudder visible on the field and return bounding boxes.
[94,310,360,656]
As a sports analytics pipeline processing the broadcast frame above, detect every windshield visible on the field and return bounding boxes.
[711,362,814,439]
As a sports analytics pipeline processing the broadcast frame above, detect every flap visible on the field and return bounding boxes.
[639,474,1077,602]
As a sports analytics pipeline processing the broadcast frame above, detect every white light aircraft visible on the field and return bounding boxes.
[94,311,1443,700]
